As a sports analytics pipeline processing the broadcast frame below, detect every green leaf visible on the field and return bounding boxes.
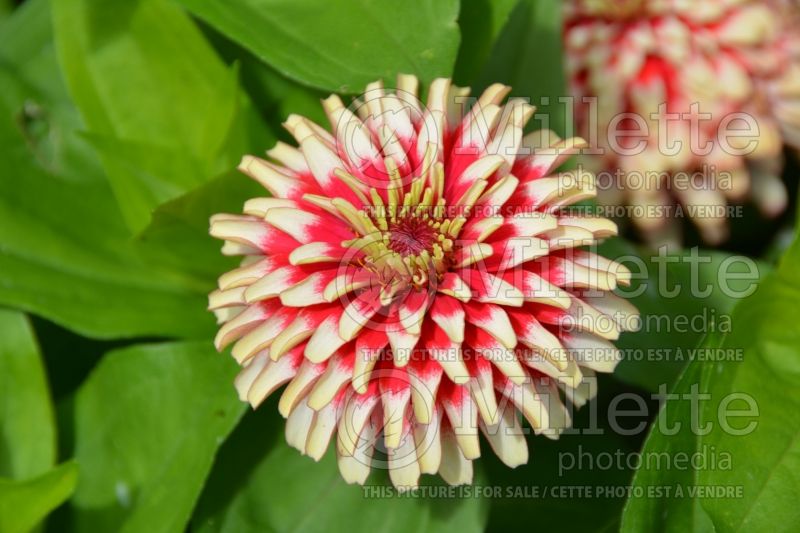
[52,0,271,233]
[476,0,567,134]
[0,0,14,21]
[198,17,330,128]
[618,350,719,532]
[0,309,55,480]
[698,260,800,529]
[173,0,461,93]
[70,341,244,533]
[453,0,517,85]
[0,461,79,533]
[0,122,217,339]
[193,407,488,533]
[622,235,800,531]
[141,170,265,284]
[0,1,219,339]
[0,0,101,182]
[600,238,768,392]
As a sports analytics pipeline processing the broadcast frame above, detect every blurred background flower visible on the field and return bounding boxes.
[565,0,800,245]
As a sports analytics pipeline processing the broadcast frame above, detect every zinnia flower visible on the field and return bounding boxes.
[208,75,639,489]
[565,0,800,244]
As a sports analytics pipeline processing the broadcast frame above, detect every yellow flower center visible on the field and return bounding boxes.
[340,159,465,292]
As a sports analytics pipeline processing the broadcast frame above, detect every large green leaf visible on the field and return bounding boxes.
[622,235,800,531]
[0,0,14,21]
[601,238,768,392]
[173,0,461,93]
[0,0,100,183]
[52,0,271,233]
[618,345,719,533]
[0,114,217,339]
[0,309,55,480]
[476,0,567,134]
[193,406,489,533]
[69,341,244,533]
[0,0,222,339]
[142,170,265,284]
[202,28,329,131]
[0,461,78,533]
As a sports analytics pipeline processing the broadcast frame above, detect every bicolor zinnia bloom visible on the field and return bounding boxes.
[565,0,800,244]
[208,75,639,489]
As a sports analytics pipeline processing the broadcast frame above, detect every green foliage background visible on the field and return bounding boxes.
[0,0,798,532]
